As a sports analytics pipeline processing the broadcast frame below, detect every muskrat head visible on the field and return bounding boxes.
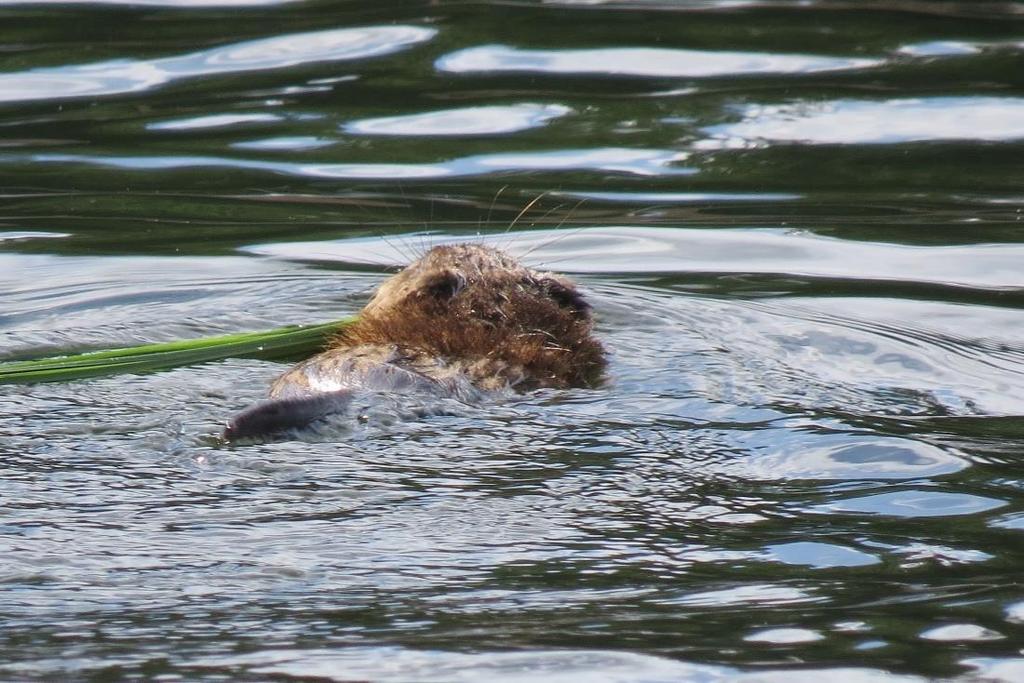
[338,243,605,388]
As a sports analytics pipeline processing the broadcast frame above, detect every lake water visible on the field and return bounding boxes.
[2,1,1024,680]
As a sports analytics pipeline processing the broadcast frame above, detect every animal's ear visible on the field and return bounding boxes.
[540,276,591,317]
[421,269,466,302]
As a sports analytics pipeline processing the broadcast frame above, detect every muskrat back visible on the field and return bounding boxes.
[223,243,605,441]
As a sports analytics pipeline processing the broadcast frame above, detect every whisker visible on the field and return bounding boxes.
[516,199,588,264]
[379,233,415,265]
[395,230,422,263]
[533,201,570,228]
[506,191,549,235]
[500,199,563,253]
[519,227,588,268]
[399,233,422,264]
[343,189,420,266]
[397,181,430,236]
[554,198,587,232]
[499,190,552,253]
[526,253,587,271]
[417,231,434,259]
[486,184,509,231]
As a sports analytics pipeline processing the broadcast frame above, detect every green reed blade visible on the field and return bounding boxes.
[0,318,354,385]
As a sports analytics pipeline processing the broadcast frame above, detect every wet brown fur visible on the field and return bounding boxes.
[274,243,605,396]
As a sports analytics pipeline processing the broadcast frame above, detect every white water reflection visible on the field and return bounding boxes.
[232,136,335,151]
[657,584,819,608]
[897,41,982,57]
[920,624,1004,642]
[247,226,1024,290]
[1005,601,1024,623]
[763,542,880,569]
[963,658,1024,683]
[0,252,328,356]
[715,430,966,481]
[817,490,1006,518]
[196,647,920,682]
[990,513,1024,531]
[745,628,825,644]
[31,147,693,179]
[0,26,437,103]
[0,231,69,243]
[344,104,571,136]
[701,97,1024,146]
[437,45,879,77]
[527,226,1023,289]
[148,113,283,131]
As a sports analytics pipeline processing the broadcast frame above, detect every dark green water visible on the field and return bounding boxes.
[2,1,1024,680]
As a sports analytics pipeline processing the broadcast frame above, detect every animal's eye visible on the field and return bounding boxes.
[422,270,465,301]
[541,277,590,316]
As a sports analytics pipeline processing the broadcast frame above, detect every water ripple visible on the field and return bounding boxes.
[701,97,1024,146]
[194,647,920,682]
[240,226,1024,291]
[920,624,1004,642]
[28,148,693,179]
[437,45,880,78]
[5,2,1024,678]
[763,542,880,569]
[815,490,1006,518]
[147,113,285,131]
[745,627,824,644]
[232,136,336,151]
[897,41,984,57]
[655,584,820,608]
[344,104,572,137]
[0,26,437,104]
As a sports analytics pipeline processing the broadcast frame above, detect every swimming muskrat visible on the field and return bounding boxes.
[223,243,605,441]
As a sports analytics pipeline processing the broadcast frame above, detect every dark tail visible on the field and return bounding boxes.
[222,390,353,442]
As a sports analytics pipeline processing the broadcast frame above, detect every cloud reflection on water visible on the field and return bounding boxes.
[701,97,1024,146]
[438,44,880,77]
[344,104,572,137]
[30,147,694,179]
[0,26,437,103]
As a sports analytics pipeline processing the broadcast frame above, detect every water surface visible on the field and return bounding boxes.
[2,1,1024,680]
